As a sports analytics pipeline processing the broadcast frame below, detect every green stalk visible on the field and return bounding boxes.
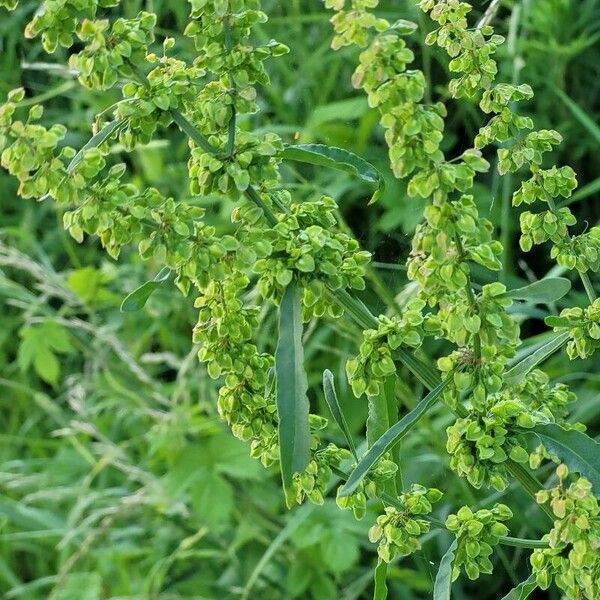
[453,231,482,361]
[546,197,597,304]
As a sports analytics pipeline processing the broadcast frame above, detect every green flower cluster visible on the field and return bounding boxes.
[550,298,600,359]
[325,0,387,50]
[336,457,398,519]
[531,467,600,600]
[446,399,538,491]
[368,485,442,562]
[251,195,371,309]
[193,276,279,466]
[346,299,425,397]
[188,132,283,198]
[408,195,502,302]
[116,51,206,150]
[24,0,119,53]
[437,349,506,410]
[446,504,512,581]
[70,12,156,90]
[0,90,78,200]
[551,228,600,273]
[420,0,505,99]
[427,282,518,354]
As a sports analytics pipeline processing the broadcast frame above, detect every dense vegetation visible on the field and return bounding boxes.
[1,1,599,599]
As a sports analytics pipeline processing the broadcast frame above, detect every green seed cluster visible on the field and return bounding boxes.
[336,457,398,520]
[420,1,504,99]
[289,440,353,506]
[189,131,283,199]
[367,485,443,562]
[551,298,600,359]
[70,12,156,90]
[446,504,512,581]
[346,299,425,398]
[251,195,371,310]
[24,0,119,53]
[446,400,536,491]
[325,0,387,50]
[531,467,600,600]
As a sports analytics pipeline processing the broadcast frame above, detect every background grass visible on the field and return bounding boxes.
[0,1,599,598]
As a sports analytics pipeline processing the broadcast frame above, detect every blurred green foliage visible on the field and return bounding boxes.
[0,1,599,598]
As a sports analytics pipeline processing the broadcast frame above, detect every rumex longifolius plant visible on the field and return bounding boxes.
[1,0,599,598]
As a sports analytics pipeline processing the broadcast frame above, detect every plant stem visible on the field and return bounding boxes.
[453,231,482,361]
[546,197,597,303]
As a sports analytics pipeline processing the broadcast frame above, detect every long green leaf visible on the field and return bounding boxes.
[323,369,357,460]
[530,424,600,494]
[67,119,124,173]
[433,539,458,600]
[396,348,440,390]
[505,332,569,385]
[553,86,600,145]
[506,277,571,303]
[275,281,311,497]
[339,378,449,496]
[282,143,386,203]
[373,559,388,600]
[499,574,538,600]
[120,267,171,312]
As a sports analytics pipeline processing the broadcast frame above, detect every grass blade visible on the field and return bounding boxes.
[120,267,171,312]
[552,86,600,145]
[433,539,458,600]
[323,369,357,460]
[530,424,600,495]
[505,332,569,385]
[506,277,571,303]
[339,378,449,496]
[500,574,538,600]
[275,281,311,498]
[373,559,388,600]
[282,143,386,203]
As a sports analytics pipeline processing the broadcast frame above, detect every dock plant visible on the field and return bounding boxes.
[1,0,599,597]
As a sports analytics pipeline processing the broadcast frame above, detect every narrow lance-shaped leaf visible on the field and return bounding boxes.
[323,369,357,460]
[499,574,538,600]
[528,423,600,495]
[340,377,449,496]
[505,332,569,385]
[506,277,571,304]
[67,119,125,173]
[367,376,399,496]
[120,267,171,312]
[373,559,388,600]
[275,281,311,497]
[433,539,458,600]
[282,143,386,203]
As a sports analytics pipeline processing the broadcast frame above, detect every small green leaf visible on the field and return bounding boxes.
[339,377,449,496]
[67,119,124,173]
[506,277,571,303]
[282,143,386,203]
[433,539,458,600]
[373,559,388,600]
[529,424,600,495]
[275,281,311,498]
[323,369,357,460]
[120,267,171,312]
[544,315,578,328]
[505,332,569,385]
[500,574,538,600]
